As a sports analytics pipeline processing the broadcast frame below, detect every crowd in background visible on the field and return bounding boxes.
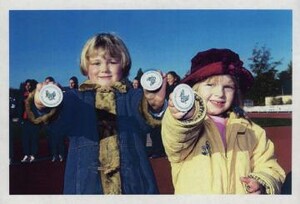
[9,71,180,164]
[9,76,79,163]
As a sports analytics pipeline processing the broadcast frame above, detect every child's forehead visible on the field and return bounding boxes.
[88,48,108,57]
[203,75,236,84]
[88,48,119,58]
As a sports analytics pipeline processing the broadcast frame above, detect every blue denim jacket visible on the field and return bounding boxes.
[49,88,159,194]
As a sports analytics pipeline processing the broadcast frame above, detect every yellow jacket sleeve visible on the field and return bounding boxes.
[161,96,206,163]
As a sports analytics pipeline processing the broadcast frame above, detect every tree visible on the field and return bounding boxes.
[277,61,292,95]
[135,68,144,81]
[245,45,282,105]
[248,45,281,76]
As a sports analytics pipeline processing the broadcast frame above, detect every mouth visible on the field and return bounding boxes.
[98,75,112,80]
[210,100,225,107]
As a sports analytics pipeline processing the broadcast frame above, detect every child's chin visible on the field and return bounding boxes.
[94,80,112,87]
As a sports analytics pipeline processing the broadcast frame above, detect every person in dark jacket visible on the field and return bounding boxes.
[30,33,167,194]
[19,79,39,163]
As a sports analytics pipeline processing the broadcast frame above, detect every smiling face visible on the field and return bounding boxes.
[194,75,236,117]
[87,49,123,87]
[80,34,131,86]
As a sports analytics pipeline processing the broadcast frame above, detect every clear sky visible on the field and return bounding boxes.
[9,10,292,89]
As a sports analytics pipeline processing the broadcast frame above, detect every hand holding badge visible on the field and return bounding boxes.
[141,70,167,113]
[39,84,63,107]
[140,70,163,91]
[172,84,195,113]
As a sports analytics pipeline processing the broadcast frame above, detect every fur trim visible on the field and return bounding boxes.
[98,135,122,194]
[140,96,161,128]
[25,90,57,125]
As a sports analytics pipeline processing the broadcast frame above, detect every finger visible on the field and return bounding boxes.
[248,189,261,194]
[36,83,43,91]
[168,94,174,107]
[240,176,251,184]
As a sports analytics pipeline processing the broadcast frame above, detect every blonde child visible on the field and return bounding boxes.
[162,48,285,194]
[32,33,166,194]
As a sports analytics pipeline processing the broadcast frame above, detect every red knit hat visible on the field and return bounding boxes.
[182,48,254,93]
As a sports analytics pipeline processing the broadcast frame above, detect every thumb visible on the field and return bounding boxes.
[240,176,251,184]
[36,82,44,92]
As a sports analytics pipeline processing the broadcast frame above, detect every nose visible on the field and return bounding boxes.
[212,85,224,97]
[99,63,109,73]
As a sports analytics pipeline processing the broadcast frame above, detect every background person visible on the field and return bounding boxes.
[19,79,39,163]
[166,71,181,99]
[132,77,141,89]
[43,76,65,162]
[69,76,79,90]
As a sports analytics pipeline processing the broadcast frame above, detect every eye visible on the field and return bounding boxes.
[90,61,101,66]
[205,83,214,87]
[224,85,235,91]
[109,59,119,64]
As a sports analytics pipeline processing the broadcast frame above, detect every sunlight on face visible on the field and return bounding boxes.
[87,49,123,87]
[195,75,236,117]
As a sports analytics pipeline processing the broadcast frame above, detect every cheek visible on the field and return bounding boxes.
[197,88,210,102]
[87,66,98,77]
[112,67,123,80]
[226,92,235,104]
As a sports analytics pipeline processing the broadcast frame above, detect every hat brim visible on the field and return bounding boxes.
[182,62,254,93]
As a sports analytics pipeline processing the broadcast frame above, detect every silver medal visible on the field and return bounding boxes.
[39,84,63,107]
[140,70,163,91]
[172,84,195,112]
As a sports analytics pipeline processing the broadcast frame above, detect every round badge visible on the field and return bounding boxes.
[39,84,63,107]
[172,84,195,112]
[140,70,163,91]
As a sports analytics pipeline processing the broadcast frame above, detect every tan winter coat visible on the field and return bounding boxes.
[162,98,285,194]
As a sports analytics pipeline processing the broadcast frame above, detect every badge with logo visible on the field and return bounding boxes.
[201,141,211,156]
[39,84,63,107]
[172,84,195,112]
[140,70,163,91]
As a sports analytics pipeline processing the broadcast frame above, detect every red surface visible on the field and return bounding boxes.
[248,112,291,119]
[10,113,291,194]
[265,126,292,173]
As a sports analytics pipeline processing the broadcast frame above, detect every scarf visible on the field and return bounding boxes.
[80,79,128,194]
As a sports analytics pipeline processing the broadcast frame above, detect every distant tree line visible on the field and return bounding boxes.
[245,45,292,105]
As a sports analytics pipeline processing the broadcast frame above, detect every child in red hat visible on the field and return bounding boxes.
[162,48,285,194]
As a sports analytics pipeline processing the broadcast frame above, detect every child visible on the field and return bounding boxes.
[32,33,166,194]
[161,48,285,194]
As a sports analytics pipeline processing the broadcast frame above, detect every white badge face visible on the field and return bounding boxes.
[140,70,163,91]
[39,84,63,107]
[172,84,195,112]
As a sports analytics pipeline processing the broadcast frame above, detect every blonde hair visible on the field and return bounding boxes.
[80,33,131,78]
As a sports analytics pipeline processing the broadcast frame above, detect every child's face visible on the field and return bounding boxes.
[87,49,123,87]
[195,75,236,117]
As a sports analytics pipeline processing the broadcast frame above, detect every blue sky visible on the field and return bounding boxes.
[9,10,292,89]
